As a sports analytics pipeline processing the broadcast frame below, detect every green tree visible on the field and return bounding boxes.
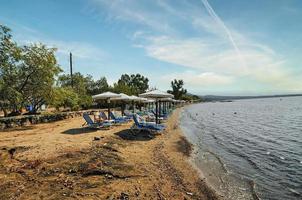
[57,72,92,109]
[0,25,22,116]
[1,25,61,115]
[87,76,109,95]
[112,81,134,95]
[168,79,187,100]
[20,43,61,113]
[49,87,79,111]
[117,73,149,95]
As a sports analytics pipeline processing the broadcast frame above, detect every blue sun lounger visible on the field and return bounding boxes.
[110,112,131,122]
[100,111,124,125]
[132,114,165,132]
[83,113,111,129]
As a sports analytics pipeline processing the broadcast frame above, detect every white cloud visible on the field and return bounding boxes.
[15,31,107,61]
[141,35,302,90]
[162,71,233,87]
[85,0,302,92]
[90,0,175,33]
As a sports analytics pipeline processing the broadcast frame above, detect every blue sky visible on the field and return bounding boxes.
[1,0,302,95]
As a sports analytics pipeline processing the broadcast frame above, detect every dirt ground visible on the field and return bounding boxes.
[0,109,220,200]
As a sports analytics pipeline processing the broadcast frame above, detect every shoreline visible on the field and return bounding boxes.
[0,108,220,199]
[179,104,257,200]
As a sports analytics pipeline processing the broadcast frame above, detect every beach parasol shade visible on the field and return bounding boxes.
[111,93,131,101]
[139,90,173,124]
[92,92,121,100]
[111,93,132,115]
[160,97,173,102]
[92,92,121,120]
[139,89,174,99]
[130,95,142,102]
[129,95,142,113]
[139,97,149,102]
[146,99,155,103]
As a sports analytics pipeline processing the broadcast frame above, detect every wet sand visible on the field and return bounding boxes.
[0,109,220,200]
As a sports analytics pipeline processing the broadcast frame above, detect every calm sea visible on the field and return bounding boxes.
[180,96,302,200]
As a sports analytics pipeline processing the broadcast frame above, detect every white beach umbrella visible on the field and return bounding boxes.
[144,99,155,111]
[128,95,142,113]
[139,89,174,99]
[160,97,173,102]
[139,97,149,102]
[111,93,131,101]
[92,91,121,100]
[159,97,173,114]
[130,95,142,102]
[139,90,174,124]
[110,93,133,115]
[92,92,121,120]
[146,99,155,103]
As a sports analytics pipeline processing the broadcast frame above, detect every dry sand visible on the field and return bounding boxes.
[0,109,220,200]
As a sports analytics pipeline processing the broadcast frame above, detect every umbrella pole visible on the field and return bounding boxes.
[107,99,111,120]
[155,100,158,124]
[158,100,161,122]
[121,101,125,116]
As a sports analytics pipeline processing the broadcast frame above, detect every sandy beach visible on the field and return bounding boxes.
[0,109,219,200]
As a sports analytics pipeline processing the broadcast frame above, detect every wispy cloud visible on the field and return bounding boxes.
[200,0,247,71]
[88,0,302,93]
[162,71,233,87]
[90,0,175,33]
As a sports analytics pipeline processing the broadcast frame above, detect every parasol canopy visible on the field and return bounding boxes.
[92,92,121,100]
[139,89,174,99]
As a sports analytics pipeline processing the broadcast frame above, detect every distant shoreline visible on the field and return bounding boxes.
[201,93,302,102]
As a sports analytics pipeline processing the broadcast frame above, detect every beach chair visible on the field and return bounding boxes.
[109,112,129,123]
[147,111,165,122]
[131,114,165,133]
[124,110,135,119]
[124,110,133,116]
[82,113,111,129]
[111,111,132,122]
[100,111,124,125]
[99,111,115,123]
[152,110,168,119]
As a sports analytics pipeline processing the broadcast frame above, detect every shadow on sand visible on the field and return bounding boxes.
[61,127,97,135]
[114,129,155,141]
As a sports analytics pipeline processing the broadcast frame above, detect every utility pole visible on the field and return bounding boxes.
[69,52,73,88]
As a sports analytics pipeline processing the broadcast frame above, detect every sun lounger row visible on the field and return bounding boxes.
[83,109,171,132]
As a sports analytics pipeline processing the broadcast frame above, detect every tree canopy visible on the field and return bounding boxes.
[0,25,61,115]
[117,73,149,95]
[168,79,187,100]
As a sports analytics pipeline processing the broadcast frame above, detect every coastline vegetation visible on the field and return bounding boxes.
[0,24,200,117]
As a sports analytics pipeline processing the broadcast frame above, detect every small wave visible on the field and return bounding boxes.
[205,150,228,173]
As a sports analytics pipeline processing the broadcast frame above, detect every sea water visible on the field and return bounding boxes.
[180,96,302,200]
